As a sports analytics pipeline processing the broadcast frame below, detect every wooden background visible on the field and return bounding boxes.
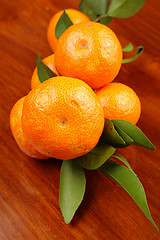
[0,0,160,239]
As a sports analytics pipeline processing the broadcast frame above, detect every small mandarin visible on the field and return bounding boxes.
[47,9,91,52]
[31,54,59,89]
[96,82,141,124]
[10,97,48,159]
[55,21,122,89]
[22,76,104,160]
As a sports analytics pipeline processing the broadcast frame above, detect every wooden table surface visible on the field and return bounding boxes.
[0,0,160,239]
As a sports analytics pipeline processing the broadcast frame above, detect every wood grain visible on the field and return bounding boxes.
[0,0,160,239]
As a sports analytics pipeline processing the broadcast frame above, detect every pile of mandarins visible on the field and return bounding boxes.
[10,9,141,160]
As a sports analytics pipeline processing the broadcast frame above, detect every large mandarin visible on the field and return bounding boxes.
[22,76,104,160]
[47,9,91,52]
[55,21,122,89]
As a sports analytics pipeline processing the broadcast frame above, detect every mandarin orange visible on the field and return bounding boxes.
[31,54,59,89]
[22,76,104,160]
[96,83,141,124]
[54,21,122,89]
[47,9,90,52]
[10,97,48,159]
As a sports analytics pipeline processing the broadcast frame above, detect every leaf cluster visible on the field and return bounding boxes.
[34,0,158,229]
[59,119,158,230]
[35,56,158,231]
[79,0,146,23]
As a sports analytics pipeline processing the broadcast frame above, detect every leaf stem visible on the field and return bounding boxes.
[94,13,109,22]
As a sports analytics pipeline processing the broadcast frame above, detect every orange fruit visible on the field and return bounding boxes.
[22,76,104,160]
[95,83,141,124]
[10,97,48,159]
[31,54,59,89]
[47,9,91,52]
[54,21,122,89]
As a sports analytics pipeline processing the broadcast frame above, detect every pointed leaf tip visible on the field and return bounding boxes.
[36,54,57,83]
[123,43,134,52]
[99,161,159,231]
[55,9,73,40]
[59,160,86,224]
[112,120,156,150]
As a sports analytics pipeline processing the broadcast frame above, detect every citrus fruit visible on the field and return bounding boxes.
[47,9,91,52]
[31,54,59,89]
[54,21,122,89]
[95,83,141,124]
[22,76,104,160]
[10,97,48,159]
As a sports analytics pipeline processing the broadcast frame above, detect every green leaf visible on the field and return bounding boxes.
[102,119,155,150]
[105,0,110,12]
[100,118,127,148]
[79,0,110,20]
[108,0,146,18]
[59,160,86,224]
[99,16,113,25]
[79,0,97,20]
[111,153,132,171]
[112,120,156,150]
[99,162,159,231]
[36,55,57,83]
[113,124,134,147]
[85,0,110,15]
[122,43,134,52]
[122,46,144,63]
[55,9,73,40]
[77,143,115,170]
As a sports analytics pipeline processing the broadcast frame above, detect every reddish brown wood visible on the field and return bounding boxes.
[0,0,160,239]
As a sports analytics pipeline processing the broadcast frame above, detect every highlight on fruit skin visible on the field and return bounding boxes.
[96,82,141,125]
[22,76,104,160]
[47,9,91,52]
[10,97,48,159]
[31,54,59,89]
[54,21,122,90]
